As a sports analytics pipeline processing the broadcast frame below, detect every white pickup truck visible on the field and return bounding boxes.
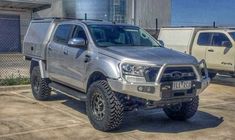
[158,27,235,78]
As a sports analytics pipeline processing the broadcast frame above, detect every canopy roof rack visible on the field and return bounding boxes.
[32,17,103,22]
[162,25,235,30]
[162,26,217,28]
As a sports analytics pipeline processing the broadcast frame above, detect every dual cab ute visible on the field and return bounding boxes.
[159,27,235,78]
[23,18,210,131]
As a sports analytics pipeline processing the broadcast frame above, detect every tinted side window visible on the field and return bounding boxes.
[54,24,73,44]
[73,26,87,41]
[197,33,212,46]
[212,33,230,47]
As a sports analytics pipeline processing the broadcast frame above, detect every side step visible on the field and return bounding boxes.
[49,82,87,101]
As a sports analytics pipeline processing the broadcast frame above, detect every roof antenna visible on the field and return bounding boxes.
[213,21,216,28]
[155,18,158,32]
[85,13,87,20]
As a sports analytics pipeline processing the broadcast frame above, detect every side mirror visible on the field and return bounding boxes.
[158,40,165,47]
[68,38,86,47]
[222,41,232,48]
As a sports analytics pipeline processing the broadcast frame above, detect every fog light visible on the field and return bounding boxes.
[138,86,144,92]
[137,86,155,93]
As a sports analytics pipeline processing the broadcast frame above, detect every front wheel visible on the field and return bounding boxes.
[163,96,199,121]
[86,80,124,132]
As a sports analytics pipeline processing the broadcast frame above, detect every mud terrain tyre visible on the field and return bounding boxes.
[30,66,51,101]
[86,80,124,132]
[163,96,199,121]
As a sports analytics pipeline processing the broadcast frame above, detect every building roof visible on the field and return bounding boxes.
[0,0,51,11]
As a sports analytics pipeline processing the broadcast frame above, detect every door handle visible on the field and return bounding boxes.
[84,55,91,63]
[208,49,214,52]
[64,50,68,55]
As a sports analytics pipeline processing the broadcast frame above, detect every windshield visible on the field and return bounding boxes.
[88,24,161,47]
[229,32,235,41]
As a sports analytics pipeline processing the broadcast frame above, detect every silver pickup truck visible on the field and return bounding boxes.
[23,18,210,132]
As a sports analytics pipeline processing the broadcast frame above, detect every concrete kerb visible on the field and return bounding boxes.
[0,85,31,91]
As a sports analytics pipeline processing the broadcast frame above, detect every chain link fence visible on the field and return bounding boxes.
[0,54,30,86]
[0,54,30,78]
[0,15,30,86]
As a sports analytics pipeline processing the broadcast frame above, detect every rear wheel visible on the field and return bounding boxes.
[86,80,124,132]
[30,66,51,101]
[163,96,199,121]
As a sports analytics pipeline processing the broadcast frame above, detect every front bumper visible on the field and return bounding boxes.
[108,78,210,101]
[108,60,210,102]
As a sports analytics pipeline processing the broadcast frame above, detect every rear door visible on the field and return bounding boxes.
[206,32,234,71]
[192,32,213,62]
[47,24,74,82]
[61,24,88,90]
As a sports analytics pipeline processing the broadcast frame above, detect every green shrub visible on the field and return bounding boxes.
[0,74,30,86]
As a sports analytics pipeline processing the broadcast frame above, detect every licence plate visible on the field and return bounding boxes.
[172,81,192,90]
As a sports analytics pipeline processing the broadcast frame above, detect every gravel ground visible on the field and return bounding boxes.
[0,76,234,140]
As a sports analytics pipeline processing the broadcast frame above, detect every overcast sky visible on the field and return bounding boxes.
[172,0,235,26]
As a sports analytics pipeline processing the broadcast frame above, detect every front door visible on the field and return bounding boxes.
[61,25,88,90]
[206,32,235,72]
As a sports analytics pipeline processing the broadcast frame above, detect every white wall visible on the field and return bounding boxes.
[33,0,63,18]
[126,0,171,29]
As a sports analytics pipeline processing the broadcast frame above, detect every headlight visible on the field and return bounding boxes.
[121,63,160,83]
[121,63,148,83]
[122,63,148,77]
